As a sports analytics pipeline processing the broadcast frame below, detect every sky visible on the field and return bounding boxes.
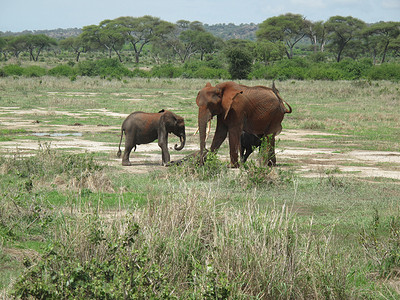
[1,0,399,32]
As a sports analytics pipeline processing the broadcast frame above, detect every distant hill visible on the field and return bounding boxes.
[1,23,258,41]
[0,28,82,39]
[204,23,258,41]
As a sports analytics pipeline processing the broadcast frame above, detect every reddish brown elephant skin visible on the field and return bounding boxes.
[117,110,186,166]
[196,81,292,167]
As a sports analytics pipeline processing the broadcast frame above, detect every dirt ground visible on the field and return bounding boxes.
[1,107,400,180]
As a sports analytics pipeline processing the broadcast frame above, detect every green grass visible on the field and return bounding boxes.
[1,77,400,298]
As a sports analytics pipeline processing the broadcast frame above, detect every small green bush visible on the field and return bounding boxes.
[335,58,373,80]
[23,66,46,77]
[367,63,400,81]
[192,66,229,79]
[308,65,344,80]
[131,68,150,78]
[3,64,24,76]
[151,64,184,78]
[48,64,76,77]
[12,220,173,299]
[76,58,132,78]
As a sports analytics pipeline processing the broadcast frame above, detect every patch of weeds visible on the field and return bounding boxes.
[325,166,342,175]
[301,120,326,130]
[240,136,294,188]
[324,175,348,190]
[169,151,227,181]
[11,217,173,299]
[360,209,400,278]
[190,260,231,299]
[0,143,112,192]
[241,161,294,188]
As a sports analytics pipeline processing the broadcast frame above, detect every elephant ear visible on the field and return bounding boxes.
[217,82,243,119]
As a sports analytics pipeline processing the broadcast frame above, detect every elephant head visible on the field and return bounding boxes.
[196,82,243,157]
[160,110,186,151]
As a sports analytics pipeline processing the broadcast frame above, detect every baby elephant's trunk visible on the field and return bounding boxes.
[174,133,186,151]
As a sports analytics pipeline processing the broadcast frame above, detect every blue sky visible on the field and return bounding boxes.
[1,0,399,32]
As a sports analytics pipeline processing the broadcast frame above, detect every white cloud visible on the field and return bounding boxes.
[290,0,326,8]
[382,0,400,9]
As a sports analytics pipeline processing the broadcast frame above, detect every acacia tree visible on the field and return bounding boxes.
[160,20,207,63]
[254,40,285,65]
[0,37,7,60]
[59,36,89,62]
[81,21,125,61]
[325,16,366,62]
[256,13,309,59]
[362,21,400,63]
[25,34,57,61]
[194,31,222,60]
[7,35,28,59]
[114,16,174,64]
[306,21,327,53]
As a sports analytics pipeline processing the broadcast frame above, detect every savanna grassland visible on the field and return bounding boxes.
[1,77,400,299]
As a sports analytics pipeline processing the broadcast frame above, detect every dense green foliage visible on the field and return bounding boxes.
[1,56,399,81]
[1,14,399,80]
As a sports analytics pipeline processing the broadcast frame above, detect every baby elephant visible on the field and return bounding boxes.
[117,110,186,166]
[240,132,262,163]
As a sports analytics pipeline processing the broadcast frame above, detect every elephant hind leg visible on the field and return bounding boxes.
[122,137,135,166]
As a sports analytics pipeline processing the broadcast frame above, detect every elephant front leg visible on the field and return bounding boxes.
[210,118,228,153]
[228,129,241,168]
[158,141,170,166]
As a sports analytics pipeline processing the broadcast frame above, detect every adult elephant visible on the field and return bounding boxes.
[196,81,292,167]
[117,110,186,166]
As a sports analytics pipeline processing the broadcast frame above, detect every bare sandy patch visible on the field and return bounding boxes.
[1,107,400,180]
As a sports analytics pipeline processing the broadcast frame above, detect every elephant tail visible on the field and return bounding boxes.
[283,100,292,114]
[117,128,124,158]
[272,80,292,114]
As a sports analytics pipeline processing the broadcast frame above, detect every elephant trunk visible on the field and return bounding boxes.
[174,133,186,151]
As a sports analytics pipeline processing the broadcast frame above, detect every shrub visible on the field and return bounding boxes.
[225,47,252,79]
[335,58,373,80]
[169,151,226,181]
[367,63,400,81]
[48,64,76,77]
[23,66,46,77]
[76,58,132,78]
[151,64,184,78]
[192,66,229,79]
[308,64,344,80]
[3,64,24,76]
[130,68,150,78]
[12,219,173,299]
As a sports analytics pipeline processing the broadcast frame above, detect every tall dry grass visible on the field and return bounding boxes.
[132,177,356,298]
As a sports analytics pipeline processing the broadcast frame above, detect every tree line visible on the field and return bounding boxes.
[0,14,399,80]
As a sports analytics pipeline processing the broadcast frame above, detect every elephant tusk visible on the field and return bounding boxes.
[206,119,211,139]
[194,120,212,138]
